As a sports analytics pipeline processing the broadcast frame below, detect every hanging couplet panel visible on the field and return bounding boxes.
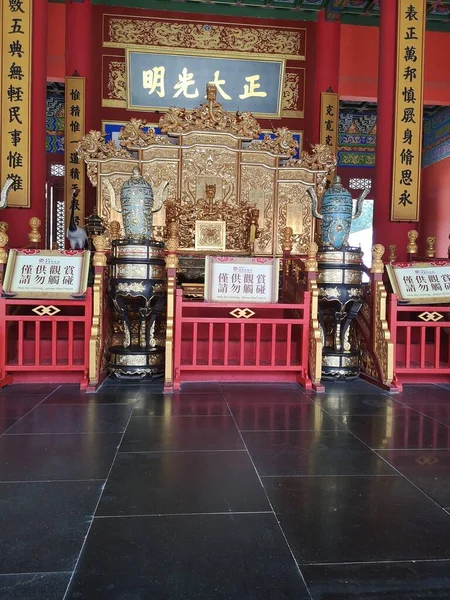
[391,0,425,222]
[1,0,32,208]
[319,92,339,155]
[64,77,86,228]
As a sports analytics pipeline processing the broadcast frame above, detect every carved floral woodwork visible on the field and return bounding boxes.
[159,84,261,138]
[105,18,305,58]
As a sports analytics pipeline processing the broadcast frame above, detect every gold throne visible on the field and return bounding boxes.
[166,182,259,255]
[77,85,336,286]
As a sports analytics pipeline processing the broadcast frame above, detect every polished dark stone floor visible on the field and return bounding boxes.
[1,380,450,599]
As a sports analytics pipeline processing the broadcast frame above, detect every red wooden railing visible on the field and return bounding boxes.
[173,288,312,390]
[388,294,450,385]
[0,289,92,389]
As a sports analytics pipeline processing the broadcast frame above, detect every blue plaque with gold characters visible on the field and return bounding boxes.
[126,49,285,118]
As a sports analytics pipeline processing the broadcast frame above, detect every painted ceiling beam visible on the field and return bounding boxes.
[91,0,320,20]
[325,0,350,21]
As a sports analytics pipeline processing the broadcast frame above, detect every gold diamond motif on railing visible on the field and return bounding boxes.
[32,305,61,316]
[418,311,444,322]
[415,456,439,466]
[230,308,255,319]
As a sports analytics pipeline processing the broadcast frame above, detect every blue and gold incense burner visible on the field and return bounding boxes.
[307,176,370,380]
[307,176,370,250]
[107,168,167,379]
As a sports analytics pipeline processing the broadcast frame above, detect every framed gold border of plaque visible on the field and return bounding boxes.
[2,250,91,300]
[125,46,286,118]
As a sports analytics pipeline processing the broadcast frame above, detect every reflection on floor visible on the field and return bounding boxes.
[1,379,450,599]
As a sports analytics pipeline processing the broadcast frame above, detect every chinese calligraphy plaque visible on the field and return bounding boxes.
[126,50,284,117]
[0,0,32,207]
[65,77,86,229]
[391,0,425,221]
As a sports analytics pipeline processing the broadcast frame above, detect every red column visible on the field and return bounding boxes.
[313,10,341,143]
[373,0,410,259]
[65,0,92,130]
[30,0,48,238]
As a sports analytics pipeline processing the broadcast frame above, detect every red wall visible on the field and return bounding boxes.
[339,25,450,106]
[420,159,450,257]
[424,31,450,106]
[339,25,379,101]
[47,3,65,81]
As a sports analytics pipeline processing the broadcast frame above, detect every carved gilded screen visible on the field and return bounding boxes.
[78,90,336,256]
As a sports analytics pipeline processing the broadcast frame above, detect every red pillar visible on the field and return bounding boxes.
[65,0,93,214]
[65,0,92,130]
[30,0,48,239]
[373,0,410,259]
[313,10,341,143]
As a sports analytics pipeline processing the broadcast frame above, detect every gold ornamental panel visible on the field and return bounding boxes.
[317,270,343,284]
[241,152,277,167]
[104,17,305,61]
[277,182,314,255]
[240,164,276,256]
[317,251,343,262]
[100,174,132,233]
[141,147,179,161]
[318,286,342,299]
[181,132,241,149]
[115,264,147,279]
[317,269,361,285]
[322,354,359,368]
[116,282,146,293]
[180,147,239,211]
[195,221,226,252]
[111,263,166,280]
[100,160,137,176]
[278,169,315,184]
[114,245,165,259]
[344,270,362,285]
[345,252,363,263]
[110,352,164,367]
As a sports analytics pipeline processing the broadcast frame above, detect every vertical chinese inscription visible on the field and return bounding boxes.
[319,92,339,156]
[64,77,86,228]
[0,0,32,207]
[391,0,425,221]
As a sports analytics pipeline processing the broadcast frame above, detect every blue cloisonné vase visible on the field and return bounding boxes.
[120,167,154,240]
[308,175,370,250]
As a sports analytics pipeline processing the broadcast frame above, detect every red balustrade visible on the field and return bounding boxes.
[173,288,312,390]
[388,294,450,386]
[0,289,92,389]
